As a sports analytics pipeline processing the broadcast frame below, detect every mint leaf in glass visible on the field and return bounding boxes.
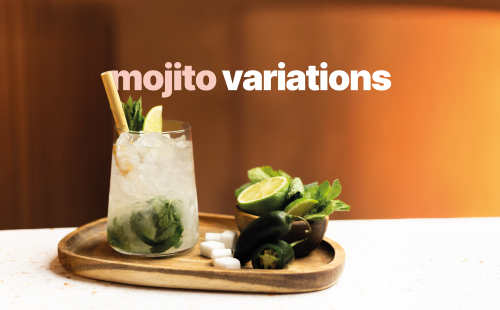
[151,225,184,254]
[107,217,130,251]
[130,211,159,245]
[128,197,185,254]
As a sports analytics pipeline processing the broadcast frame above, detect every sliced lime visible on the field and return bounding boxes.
[143,105,163,132]
[283,198,318,217]
[237,177,289,216]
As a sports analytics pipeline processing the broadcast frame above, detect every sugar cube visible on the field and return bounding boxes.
[220,231,238,250]
[205,233,221,242]
[200,241,225,258]
[214,257,241,270]
[211,249,232,265]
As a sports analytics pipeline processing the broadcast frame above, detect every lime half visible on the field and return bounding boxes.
[237,177,289,216]
[283,198,318,217]
[143,105,163,132]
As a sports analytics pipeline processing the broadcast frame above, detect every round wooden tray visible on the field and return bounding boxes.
[58,213,345,293]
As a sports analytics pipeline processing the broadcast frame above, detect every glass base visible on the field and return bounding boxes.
[110,244,195,258]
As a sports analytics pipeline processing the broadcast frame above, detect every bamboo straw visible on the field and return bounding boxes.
[101,71,129,131]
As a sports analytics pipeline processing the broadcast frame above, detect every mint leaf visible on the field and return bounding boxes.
[278,170,292,183]
[304,200,335,221]
[158,213,175,230]
[311,181,332,214]
[304,185,320,213]
[303,185,319,199]
[332,200,350,211]
[316,181,331,203]
[248,167,271,183]
[129,197,185,254]
[107,217,130,251]
[130,211,157,244]
[151,225,184,254]
[134,97,145,131]
[303,200,350,221]
[174,240,183,249]
[287,177,305,200]
[304,182,318,190]
[245,166,293,185]
[235,182,252,198]
[261,166,280,177]
[155,222,178,242]
[327,179,341,200]
[151,198,184,253]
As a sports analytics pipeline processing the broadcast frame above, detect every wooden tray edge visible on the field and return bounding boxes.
[58,214,346,293]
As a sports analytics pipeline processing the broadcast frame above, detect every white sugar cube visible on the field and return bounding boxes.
[220,231,238,250]
[211,249,232,265]
[214,257,241,270]
[205,233,221,242]
[200,241,225,258]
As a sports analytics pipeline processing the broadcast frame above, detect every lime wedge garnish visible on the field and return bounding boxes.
[237,177,289,216]
[283,198,318,217]
[143,105,163,132]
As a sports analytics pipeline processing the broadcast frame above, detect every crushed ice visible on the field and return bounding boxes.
[134,132,169,148]
[116,132,133,145]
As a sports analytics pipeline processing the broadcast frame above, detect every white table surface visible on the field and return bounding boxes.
[1,217,499,310]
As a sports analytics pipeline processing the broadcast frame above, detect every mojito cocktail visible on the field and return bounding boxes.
[107,120,199,256]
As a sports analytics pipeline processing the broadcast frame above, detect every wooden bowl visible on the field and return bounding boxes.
[234,205,328,257]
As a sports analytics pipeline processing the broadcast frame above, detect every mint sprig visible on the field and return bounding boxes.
[121,96,145,131]
[303,179,349,220]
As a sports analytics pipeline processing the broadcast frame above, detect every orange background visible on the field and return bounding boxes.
[1,0,500,229]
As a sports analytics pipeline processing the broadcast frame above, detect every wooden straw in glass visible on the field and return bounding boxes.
[101,71,129,131]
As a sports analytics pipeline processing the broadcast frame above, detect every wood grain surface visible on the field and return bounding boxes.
[58,213,346,293]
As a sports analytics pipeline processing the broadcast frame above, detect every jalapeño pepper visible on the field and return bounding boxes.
[233,211,311,265]
[251,239,305,269]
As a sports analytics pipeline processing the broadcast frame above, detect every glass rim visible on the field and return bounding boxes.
[114,119,191,134]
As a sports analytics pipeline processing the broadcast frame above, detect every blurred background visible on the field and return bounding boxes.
[1,0,500,229]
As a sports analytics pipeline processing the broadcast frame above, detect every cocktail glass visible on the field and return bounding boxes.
[107,120,199,257]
